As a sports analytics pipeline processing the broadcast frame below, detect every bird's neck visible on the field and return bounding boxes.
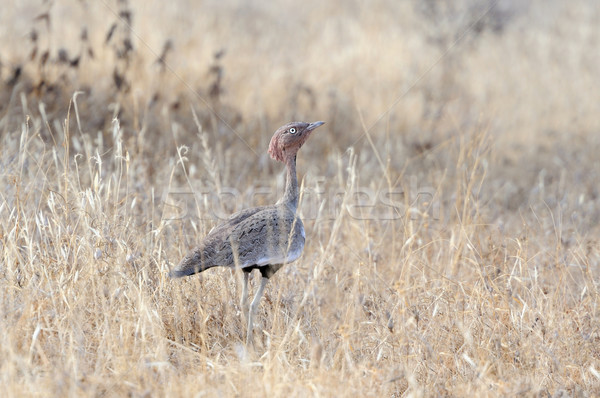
[281,154,299,210]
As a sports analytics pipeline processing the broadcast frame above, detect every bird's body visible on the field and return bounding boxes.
[169,204,305,278]
[170,121,324,345]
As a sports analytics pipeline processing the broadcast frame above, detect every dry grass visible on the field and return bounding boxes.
[1,0,599,396]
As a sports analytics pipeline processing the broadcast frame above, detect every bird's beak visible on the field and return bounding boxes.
[306,121,325,131]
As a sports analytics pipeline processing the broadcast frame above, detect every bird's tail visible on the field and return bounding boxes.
[168,249,214,278]
[168,268,196,278]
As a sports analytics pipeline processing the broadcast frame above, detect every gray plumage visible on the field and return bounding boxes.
[169,205,305,278]
[169,121,324,345]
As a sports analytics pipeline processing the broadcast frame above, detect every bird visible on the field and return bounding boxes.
[169,121,325,345]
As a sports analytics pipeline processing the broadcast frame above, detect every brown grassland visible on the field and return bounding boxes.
[1,0,599,396]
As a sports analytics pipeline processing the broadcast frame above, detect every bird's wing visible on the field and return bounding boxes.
[208,205,268,235]
[170,205,305,278]
[228,206,305,269]
[169,205,269,277]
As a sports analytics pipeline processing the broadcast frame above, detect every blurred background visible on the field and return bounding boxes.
[2,0,598,143]
[1,0,599,225]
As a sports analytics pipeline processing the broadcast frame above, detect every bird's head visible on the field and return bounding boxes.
[268,121,324,163]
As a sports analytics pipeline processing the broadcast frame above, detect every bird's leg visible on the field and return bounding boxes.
[241,271,250,316]
[246,276,268,346]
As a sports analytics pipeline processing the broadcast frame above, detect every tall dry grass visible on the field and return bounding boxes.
[1,0,599,396]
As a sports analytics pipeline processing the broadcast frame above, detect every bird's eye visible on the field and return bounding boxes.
[289,127,296,134]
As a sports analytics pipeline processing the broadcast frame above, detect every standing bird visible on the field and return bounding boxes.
[169,121,324,344]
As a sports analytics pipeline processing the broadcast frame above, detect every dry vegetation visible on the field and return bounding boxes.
[1,0,600,396]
